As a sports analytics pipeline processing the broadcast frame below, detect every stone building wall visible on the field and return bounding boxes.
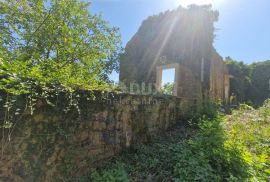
[119,5,229,104]
[209,50,230,102]
[120,5,218,86]
[0,91,196,181]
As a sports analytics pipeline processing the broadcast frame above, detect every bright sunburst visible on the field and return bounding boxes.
[174,0,219,7]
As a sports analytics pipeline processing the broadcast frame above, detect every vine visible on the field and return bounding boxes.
[0,84,105,157]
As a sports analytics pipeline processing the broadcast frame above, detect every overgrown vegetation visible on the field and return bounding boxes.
[225,100,270,180]
[225,57,270,106]
[88,100,270,181]
[0,1,269,181]
[0,0,121,130]
[0,0,121,93]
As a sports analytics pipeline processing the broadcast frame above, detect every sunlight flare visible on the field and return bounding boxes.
[174,0,223,7]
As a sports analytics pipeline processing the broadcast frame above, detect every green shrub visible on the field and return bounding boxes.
[173,143,220,181]
[225,99,270,180]
[87,101,270,181]
[173,116,250,181]
[90,163,129,182]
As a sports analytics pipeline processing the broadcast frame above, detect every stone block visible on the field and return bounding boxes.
[88,147,104,156]
[92,121,106,131]
[80,131,89,141]
[90,132,102,145]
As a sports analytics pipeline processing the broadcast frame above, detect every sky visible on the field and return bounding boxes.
[91,0,270,83]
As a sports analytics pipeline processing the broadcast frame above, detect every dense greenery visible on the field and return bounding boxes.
[225,57,270,105]
[160,82,174,95]
[249,60,270,105]
[0,0,121,93]
[0,0,121,146]
[225,101,270,180]
[88,100,270,181]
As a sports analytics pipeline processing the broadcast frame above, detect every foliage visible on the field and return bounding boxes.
[0,0,121,158]
[91,125,197,181]
[185,101,219,125]
[0,0,121,131]
[90,163,130,182]
[225,57,270,106]
[225,99,270,180]
[0,0,122,93]
[160,82,174,95]
[173,116,251,181]
[225,57,251,103]
[249,61,270,105]
[90,102,270,181]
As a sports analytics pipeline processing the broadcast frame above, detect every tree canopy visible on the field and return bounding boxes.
[0,0,121,94]
[225,57,270,106]
[249,60,270,105]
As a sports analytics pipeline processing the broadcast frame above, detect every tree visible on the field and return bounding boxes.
[0,0,121,93]
[225,57,270,106]
[249,60,270,105]
[161,82,174,95]
[225,57,251,103]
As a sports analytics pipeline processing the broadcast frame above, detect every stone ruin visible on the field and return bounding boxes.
[0,6,233,181]
[120,5,231,104]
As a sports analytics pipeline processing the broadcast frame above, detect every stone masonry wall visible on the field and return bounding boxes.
[0,91,196,181]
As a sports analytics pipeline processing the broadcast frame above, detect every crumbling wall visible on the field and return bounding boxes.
[0,91,195,181]
[209,50,229,102]
[120,5,220,103]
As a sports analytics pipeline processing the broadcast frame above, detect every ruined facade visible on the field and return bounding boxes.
[120,5,230,103]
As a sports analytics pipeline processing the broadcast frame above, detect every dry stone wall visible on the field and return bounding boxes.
[0,91,196,181]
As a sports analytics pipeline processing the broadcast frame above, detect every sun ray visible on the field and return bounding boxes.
[146,11,180,80]
[174,0,224,7]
